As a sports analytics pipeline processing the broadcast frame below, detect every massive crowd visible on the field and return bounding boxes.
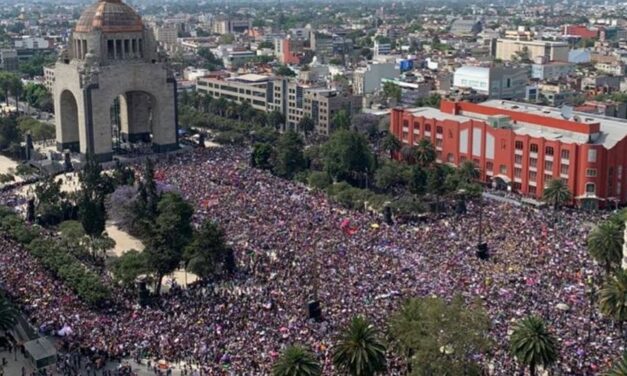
[0,146,621,374]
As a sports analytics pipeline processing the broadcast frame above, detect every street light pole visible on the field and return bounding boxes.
[478,196,483,245]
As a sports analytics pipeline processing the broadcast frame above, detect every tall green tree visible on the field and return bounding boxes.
[381,133,401,159]
[184,220,232,280]
[144,192,194,294]
[0,116,20,150]
[588,221,624,275]
[389,295,491,375]
[0,295,17,336]
[400,145,416,164]
[457,160,480,184]
[321,129,374,185]
[332,316,387,376]
[332,109,351,132]
[34,176,67,225]
[267,110,286,130]
[251,143,274,170]
[134,158,160,233]
[298,115,315,137]
[408,165,428,195]
[599,270,627,339]
[273,345,322,376]
[111,250,149,288]
[0,72,15,106]
[272,131,306,179]
[9,76,22,109]
[605,352,627,376]
[426,164,447,196]
[414,139,436,168]
[78,154,113,237]
[542,179,572,209]
[510,316,558,376]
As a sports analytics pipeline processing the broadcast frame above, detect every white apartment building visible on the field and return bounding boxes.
[353,62,399,95]
[453,65,530,99]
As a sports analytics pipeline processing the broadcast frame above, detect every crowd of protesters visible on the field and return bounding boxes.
[0,146,619,374]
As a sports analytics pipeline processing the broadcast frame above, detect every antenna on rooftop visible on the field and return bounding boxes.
[560,105,573,120]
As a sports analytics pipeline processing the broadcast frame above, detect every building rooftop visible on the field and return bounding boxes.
[408,100,627,148]
[480,100,627,148]
[227,73,272,83]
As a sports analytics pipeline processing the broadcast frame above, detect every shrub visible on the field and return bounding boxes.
[0,207,110,306]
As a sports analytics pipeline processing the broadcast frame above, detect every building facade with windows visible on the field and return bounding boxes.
[390,99,627,208]
[197,74,362,135]
[453,66,530,100]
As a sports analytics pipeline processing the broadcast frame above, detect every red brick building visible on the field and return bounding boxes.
[563,24,600,39]
[390,100,627,208]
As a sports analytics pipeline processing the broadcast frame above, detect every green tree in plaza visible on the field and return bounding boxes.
[9,74,22,109]
[332,316,387,376]
[272,131,307,179]
[388,295,491,375]
[321,129,374,185]
[587,221,624,275]
[17,117,54,141]
[0,295,17,337]
[542,179,572,210]
[134,158,160,232]
[110,250,149,288]
[272,345,322,376]
[408,165,428,196]
[298,115,315,137]
[510,316,558,376]
[599,270,627,338]
[400,145,417,164]
[22,83,49,113]
[332,109,351,132]
[184,220,232,280]
[267,110,286,130]
[457,160,480,184]
[0,116,20,150]
[0,72,20,107]
[381,133,401,159]
[78,154,113,238]
[605,352,627,376]
[426,164,447,196]
[414,139,436,168]
[374,160,408,192]
[34,176,67,225]
[251,142,274,170]
[144,192,194,295]
[111,159,135,186]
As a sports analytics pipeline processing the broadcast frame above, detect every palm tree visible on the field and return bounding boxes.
[0,72,12,106]
[510,315,558,376]
[414,139,436,168]
[458,160,480,184]
[0,295,17,336]
[599,270,627,339]
[273,345,322,376]
[605,352,627,376]
[542,179,572,210]
[381,133,401,159]
[400,145,416,164]
[588,221,624,275]
[332,316,387,376]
